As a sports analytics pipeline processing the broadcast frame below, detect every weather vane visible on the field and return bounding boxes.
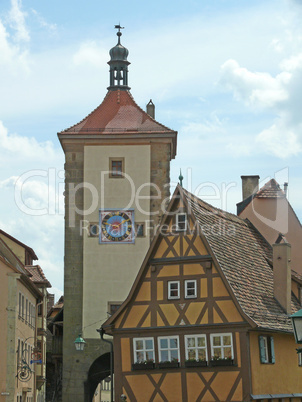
[114,24,124,33]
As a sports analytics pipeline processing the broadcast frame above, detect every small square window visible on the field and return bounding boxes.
[185,280,197,298]
[135,223,145,237]
[109,158,124,178]
[176,213,187,231]
[168,281,180,299]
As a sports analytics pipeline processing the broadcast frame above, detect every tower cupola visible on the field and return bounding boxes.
[108,25,130,90]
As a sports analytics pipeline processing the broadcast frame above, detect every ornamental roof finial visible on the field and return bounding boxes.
[179,169,184,187]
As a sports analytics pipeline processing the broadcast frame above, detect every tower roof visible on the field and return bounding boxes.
[58,27,177,158]
[60,90,174,134]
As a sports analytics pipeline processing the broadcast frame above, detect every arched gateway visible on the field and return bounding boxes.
[86,352,111,401]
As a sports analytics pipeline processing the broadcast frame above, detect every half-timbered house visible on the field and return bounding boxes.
[102,185,302,402]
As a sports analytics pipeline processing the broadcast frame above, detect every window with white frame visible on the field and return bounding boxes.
[133,338,154,363]
[168,281,180,299]
[185,335,207,361]
[158,336,180,362]
[259,335,275,364]
[185,280,197,298]
[176,213,187,231]
[210,333,233,360]
[298,351,302,367]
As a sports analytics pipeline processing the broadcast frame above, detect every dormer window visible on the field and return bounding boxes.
[176,213,187,231]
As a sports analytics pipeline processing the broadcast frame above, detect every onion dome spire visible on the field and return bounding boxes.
[179,169,184,187]
[108,25,130,90]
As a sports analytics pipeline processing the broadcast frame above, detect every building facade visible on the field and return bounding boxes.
[103,186,302,401]
[0,230,51,402]
[58,27,177,401]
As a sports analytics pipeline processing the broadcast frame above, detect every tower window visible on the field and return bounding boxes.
[135,223,145,237]
[109,158,124,178]
[89,223,99,237]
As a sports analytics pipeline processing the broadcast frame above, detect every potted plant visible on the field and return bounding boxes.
[158,357,179,369]
[210,356,234,367]
[185,358,207,368]
[132,359,155,370]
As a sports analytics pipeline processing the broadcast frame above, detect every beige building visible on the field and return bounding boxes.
[0,230,51,402]
[237,176,302,275]
[58,28,177,401]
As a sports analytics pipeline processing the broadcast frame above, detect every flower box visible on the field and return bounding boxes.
[132,362,155,371]
[185,360,207,368]
[158,361,179,369]
[210,359,234,367]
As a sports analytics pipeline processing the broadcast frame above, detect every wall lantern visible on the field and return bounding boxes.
[290,309,302,344]
[74,334,86,351]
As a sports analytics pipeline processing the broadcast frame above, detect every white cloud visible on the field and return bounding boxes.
[0,121,64,293]
[0,121,59,163]
[219,53,302,158]
[219,59,289,109]
[31,9,57,34]
[8,0,30,43]
[256,122,302,158]
[73,41,108,68]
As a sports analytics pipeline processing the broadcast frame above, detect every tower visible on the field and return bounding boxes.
[58,27,177,401]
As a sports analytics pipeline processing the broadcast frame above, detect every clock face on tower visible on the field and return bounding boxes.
[100,209,135,244]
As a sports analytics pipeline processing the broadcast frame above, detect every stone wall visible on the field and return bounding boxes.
[150,143,171,236]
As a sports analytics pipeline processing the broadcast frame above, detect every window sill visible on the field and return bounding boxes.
[158,362,179,369]
[185,360,207,368]
[210,359,234,367]
[132,362,155,371]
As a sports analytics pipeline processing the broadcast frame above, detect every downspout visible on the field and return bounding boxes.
[34,300,43,402]
[96,328,114,402]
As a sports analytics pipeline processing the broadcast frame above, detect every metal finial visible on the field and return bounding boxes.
[114,24,124,44]
[179,169,184,187]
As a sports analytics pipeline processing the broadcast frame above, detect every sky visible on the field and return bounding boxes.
[0,0,301,301]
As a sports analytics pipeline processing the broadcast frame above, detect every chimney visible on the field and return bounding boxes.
[241,175,260,200]
[146,99,155,119]
[284,182,288,197]
[273,239,291,314]
[47,293,55,313]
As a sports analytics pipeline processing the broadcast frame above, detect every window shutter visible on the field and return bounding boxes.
[259,336,266,363]
[270,337,275,363]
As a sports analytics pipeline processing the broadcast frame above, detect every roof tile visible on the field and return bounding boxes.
[60,90,174,134]
[183,188,300,333]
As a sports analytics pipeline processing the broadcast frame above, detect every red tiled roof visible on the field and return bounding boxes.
[182,188,300,333]
[256,178,285,198]
[26,265,51,287]
[60,90,174,134]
